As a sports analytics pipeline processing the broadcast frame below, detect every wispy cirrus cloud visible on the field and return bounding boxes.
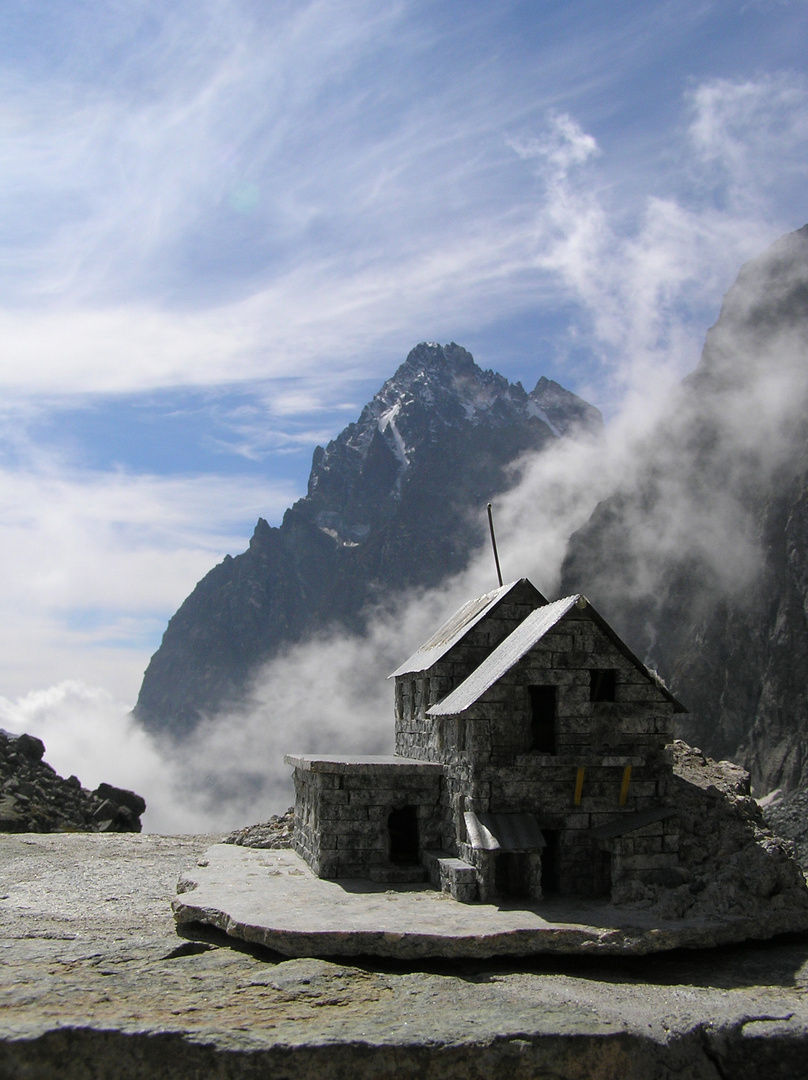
[506,73,808,413]
[7,2,802,401]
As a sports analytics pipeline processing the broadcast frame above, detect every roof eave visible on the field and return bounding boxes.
[388,577,547,679]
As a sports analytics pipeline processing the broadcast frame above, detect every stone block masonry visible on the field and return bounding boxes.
[283,578,808,917]
[286,755,442,879]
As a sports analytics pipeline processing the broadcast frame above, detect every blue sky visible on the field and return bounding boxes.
[0,0,806,712]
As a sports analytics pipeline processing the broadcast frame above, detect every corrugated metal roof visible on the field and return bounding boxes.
[590,807,678,840]
[428,596,580,716]
[389,579,526,678]
[427,592,687,716]
[464,811,546,851]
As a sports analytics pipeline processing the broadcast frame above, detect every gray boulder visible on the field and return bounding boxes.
[0,730,146,833]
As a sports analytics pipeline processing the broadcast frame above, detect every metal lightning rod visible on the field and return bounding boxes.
[487,503,503,587]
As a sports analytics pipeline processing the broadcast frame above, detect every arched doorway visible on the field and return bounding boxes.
[388,806,419,864]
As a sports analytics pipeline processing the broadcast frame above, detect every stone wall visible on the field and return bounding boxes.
[458,845,544,903]
[608,816,681,887]
[435,611,678,897]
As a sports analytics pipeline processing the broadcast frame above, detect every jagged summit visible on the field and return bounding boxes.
[353,341,598,447]
[304,342,600,547]
[135,343,601,738]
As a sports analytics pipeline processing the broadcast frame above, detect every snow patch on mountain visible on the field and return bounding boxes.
[377,401,410,469]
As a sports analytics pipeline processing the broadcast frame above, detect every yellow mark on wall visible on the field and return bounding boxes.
[574,767,585,806]
[619,765,632,806]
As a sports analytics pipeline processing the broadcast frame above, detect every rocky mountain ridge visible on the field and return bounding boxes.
[135,343,601,737]
[0,728,145,832]
[561,224,808,794]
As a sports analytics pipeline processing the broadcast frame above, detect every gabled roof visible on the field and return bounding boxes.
[428,596,579,715]
[389,578,547,678]
[427,594,686,717]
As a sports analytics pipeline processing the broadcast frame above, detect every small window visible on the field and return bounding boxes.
[590,669,617,702]
[529,685,557,753]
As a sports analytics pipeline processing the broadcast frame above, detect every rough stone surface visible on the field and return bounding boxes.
[761,786,808,872]
[0,728,146,833]
[224,807,294,849]
[3,832,808,1079]
[609,742,808,923]
[174,842,808,959]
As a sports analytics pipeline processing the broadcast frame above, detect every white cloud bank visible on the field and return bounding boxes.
[0,453,295,701]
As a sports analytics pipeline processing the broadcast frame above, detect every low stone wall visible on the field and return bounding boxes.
[286,755,443,878]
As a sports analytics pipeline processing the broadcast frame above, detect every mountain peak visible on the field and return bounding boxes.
[356,343,523,445]
[135,342,601,737]
[402,340,476,372]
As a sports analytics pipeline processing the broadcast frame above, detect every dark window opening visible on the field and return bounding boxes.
[388,806,419,864]
[541,830,561,894]
[495,852,530,899]
[590,669,617,702]
[456,718,466,751]
[592,848,612,898]
[529,685,557,753]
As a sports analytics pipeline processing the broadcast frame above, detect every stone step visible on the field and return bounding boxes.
[423,850,478,903]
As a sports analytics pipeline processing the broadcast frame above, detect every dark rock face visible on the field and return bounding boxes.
[135,343,601,738]
[0,729,145,832]
[761,787,808,872]
[560,225,808,794]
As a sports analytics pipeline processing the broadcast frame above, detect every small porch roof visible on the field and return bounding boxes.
[464,811,546,852]
[590,807,678,840]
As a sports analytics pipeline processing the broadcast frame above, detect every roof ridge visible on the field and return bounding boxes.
[427,596,580,716]
[389,578,542,678]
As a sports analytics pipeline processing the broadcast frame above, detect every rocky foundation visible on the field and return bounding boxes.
[2,832,808,1079]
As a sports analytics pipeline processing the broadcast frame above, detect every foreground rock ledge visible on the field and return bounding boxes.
[174,844,808,959]
[4,833,808,1080]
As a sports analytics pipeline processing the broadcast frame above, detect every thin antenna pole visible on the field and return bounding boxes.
[487,503,503,587]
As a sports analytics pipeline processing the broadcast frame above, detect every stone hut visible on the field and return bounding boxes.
[286,578,686,904]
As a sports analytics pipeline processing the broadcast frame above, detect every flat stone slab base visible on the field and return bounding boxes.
[173,845,807,959]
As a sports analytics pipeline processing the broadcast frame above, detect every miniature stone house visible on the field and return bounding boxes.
[286,578,686,904]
